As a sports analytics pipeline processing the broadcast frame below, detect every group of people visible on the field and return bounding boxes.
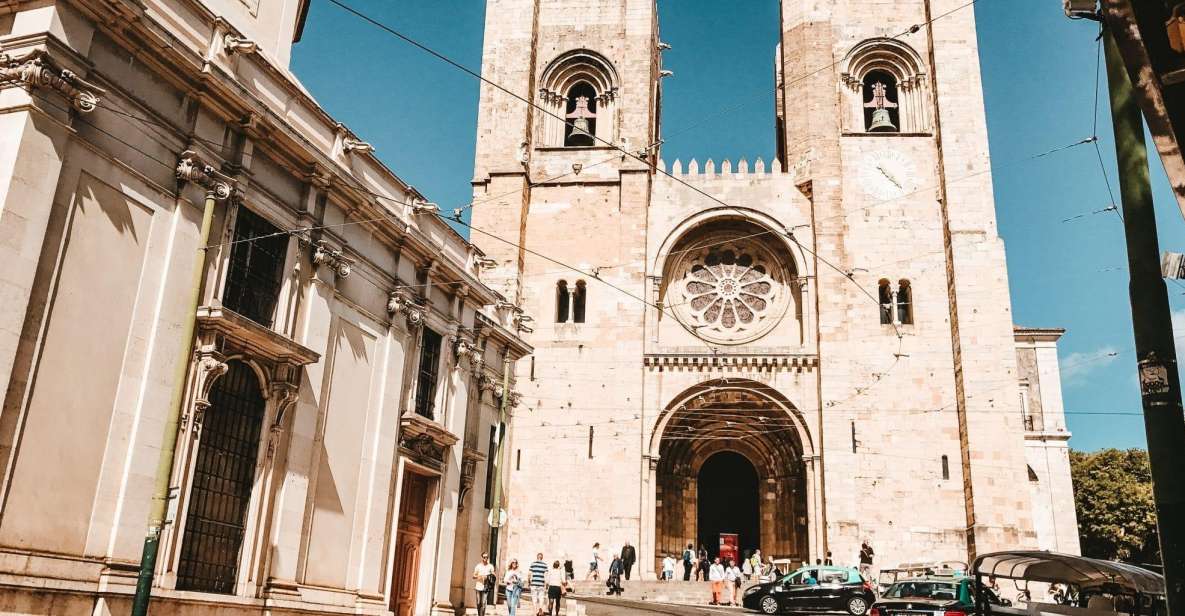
[471,542,639,616]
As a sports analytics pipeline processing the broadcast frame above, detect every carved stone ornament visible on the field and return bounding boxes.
[400,433,445,467]
[507,391,522,408]
[387,288,426,330]
[223,33,258,55]
[309,240,354,278]
[266,380,299,458]
[184,348,229,434]
[479,373,497,393]
[0,49,105,112]
[457,449,483,513]
[176,151,233,200]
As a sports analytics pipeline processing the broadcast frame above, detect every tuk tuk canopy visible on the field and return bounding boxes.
[972,551,1165,596]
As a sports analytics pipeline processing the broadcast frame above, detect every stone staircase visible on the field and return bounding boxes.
[565,579,747,606]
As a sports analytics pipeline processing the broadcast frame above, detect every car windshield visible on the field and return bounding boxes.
[885,582,960,600]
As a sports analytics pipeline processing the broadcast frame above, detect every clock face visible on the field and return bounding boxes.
[860,149,915,201]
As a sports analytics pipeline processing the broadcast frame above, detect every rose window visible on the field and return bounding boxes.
[667,238,790,344]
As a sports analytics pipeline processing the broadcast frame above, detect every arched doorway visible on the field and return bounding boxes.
[653,380,811,567]
[697,451,760,558]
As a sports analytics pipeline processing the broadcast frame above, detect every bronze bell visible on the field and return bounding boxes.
[868,108,897,132]
[571,117,591,138]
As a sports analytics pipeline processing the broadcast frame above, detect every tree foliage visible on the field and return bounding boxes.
[1069,448,1160,564]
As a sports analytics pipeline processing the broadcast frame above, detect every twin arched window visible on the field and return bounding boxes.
[539,50,619,147]
[556,280,587,324]
[878,279,914,325]
[841,39,930,134]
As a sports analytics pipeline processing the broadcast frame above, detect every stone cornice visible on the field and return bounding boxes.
[195,303,320,367]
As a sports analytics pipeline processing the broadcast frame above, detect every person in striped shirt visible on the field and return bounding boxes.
[529,553,549,616]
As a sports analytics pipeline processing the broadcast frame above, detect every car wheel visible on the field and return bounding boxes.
[846,596,869,615]
[760,595,780,614]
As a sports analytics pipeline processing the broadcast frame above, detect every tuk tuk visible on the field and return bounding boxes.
[878,561,968,594]
[971,551,1166,616]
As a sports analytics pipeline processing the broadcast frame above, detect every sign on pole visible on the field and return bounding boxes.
[1162,251,1185,280]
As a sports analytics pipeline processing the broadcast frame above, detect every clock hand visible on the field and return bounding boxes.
[877,165,903,189]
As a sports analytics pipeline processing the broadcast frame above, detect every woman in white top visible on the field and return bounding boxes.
[503,559,523,616]
[545,561,566,616]
[586,542,602,580]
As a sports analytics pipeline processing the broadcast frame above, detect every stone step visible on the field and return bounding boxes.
[566,579,753,606]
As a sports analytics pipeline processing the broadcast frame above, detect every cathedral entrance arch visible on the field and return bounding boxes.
[651,380,812,570]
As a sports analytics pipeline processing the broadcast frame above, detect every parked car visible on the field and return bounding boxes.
[877,561,968,594]
[870,576,1006,616]
[743,565,875,615]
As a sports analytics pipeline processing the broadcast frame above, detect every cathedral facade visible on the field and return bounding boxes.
[469,0,1080,576]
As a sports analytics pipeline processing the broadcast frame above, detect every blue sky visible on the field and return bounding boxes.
[291,0,1184,451]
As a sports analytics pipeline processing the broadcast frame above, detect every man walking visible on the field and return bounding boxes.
[682,543,694,581]
[859,541,875,579]
[621,541,637,581]
[472,552,495,616]
[529,552,549,616]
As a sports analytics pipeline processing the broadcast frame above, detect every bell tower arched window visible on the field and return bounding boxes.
[896,280,913,325]
[573,280,587,323]
[841,39,931,134]
[878,279,893,325]
[556,280,570,323]
[564,82,598,147]
[538,49,619,147]
[863,70,900,132]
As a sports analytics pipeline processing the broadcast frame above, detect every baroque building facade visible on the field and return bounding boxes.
[0,0,528,615]
[469,0,1080,576]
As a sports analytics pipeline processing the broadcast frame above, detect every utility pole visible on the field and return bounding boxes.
[131,153,232,616]
[1103,26,1185,614]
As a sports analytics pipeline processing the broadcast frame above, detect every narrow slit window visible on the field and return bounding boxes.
[516,449,521,471]
[588,426,594,459]
[941,455,950,480]
[878,280,893,325]
[530,356,536,381]
[484,425,498,509]
[556,280,570,323]
[573,280,587,323]
[414,328,443,419]
[897,280,913,325]
[851,421,857,453]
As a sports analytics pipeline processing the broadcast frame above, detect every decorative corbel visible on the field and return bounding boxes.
[176,151,234,200]
[507,391,522,408]
[387,288,426,330]
[0,49,105,112]
[183,348,229,434]
[266,379,300,459]
[309,239,354,278]
[342,138,375,154]
[223,33,259,55]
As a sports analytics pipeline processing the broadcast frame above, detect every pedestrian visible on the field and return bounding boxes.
[546,560,566,616]
[682,543,694,581]
[742,550,753,581]
[815,558,823,566]
[725,558,742,606]
[825,551,834,566]
[504,559,524,616]
[586,542,602,580]
[563,558,574,581]
[529,553,548,616]
[698,545,711,581]
[769,556,783,578]
[621,540,637,581]
[751,549,763,579]
[606,553,624,596]
[708,557,725,605]
[859,541,875,579]
[472,552,496,616]
[662,554,676,581]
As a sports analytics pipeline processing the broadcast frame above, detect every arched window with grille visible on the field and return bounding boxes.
[538,49,619,147]
[897,280,913,324]
[573,280,587,323]
[878,279,893,325]
[177,360,266,594]
[556,280,570,323]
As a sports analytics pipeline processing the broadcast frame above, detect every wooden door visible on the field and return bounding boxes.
[391,472,433,616]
